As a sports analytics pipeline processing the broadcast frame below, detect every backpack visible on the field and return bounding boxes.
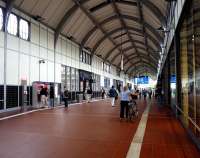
[64,90,69,98]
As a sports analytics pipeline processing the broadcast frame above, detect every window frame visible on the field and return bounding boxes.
[6,12,30,41]
[0,7,4,31]
[19,17,30,41]
[7,12,18,36]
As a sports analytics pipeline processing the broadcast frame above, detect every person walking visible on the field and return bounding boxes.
[148,89,152,99]
[143,89,147,99]
[109,86,118,107]
[120,86,130,120]
[101,88,105,99]
[63,87,69,108]
[49,85,54,108]
[86,86,92,103]
[40,86,48,107]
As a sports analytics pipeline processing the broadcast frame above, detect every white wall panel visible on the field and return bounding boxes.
[75,61,79,69]
[30,57,39,83]
[61,39,67,55]
[66,42,71,57]
[20,39,29,55]
[61,55,67,65]
[31,24,39,44]
[66,57,71,67]
[71,45,76,59]
[47,61,54,82]
[56,53,61,63]
[0,31,4,47]
[30,44,39,57]
[40,47,48,59]
[56,37,61,53]
[7,35,19,51]
[7,50,19,85]
[47,50,54,61]
[40,27,47,48]
[55,64,61,83]
[19,54,29,83]
[48,32,54,50]
[40,61,47,82]
[0,48,4,84]
[75,47,79,60]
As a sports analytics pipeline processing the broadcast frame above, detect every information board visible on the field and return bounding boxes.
[134,76,149,84]
[170,75,176,83]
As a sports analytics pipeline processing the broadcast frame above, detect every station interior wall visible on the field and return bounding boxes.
[0,2,131,88]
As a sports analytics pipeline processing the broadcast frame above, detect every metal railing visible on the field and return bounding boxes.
[175,105,200,132]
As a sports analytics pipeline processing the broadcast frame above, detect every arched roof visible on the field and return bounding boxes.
[12,0,169,76]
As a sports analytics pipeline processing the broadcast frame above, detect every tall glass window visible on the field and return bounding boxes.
[19,19,29,40]
[178,0,200,137]
[7,14,18,36]
[66,67,71,91]
[169,43,177,109]
[75,69,79,91]
[71,68,76,91]
[0,8,3,30]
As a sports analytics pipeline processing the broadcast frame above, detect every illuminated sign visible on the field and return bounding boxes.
[134,76,149,84]
[170,75,176,83]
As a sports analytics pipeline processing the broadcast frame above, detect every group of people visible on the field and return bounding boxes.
[105,85,139,120]
[38,85,54,108]
[139,89,153,99]
[38,85,70,109]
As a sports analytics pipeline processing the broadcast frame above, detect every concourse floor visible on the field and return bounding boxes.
[0,99,146,158]
[140,100,200,158]
[0,99,199,158]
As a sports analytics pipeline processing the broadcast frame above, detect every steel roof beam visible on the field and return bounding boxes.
[71,0,118,51]
[81,14,162,47]
[137,0,148,54]
[88,0,166,25]
[54,5,79,46]
[104,39,157,61]
[122,55,157,68]
[132,68,156,77]
[5,0,16,27]
[54,0,166,48]
[111,0,141,65]
[71,0,134,67]
[125,62,157,74]
[111,45,159,64]
[125,63,157,75]
[91,26,160,56]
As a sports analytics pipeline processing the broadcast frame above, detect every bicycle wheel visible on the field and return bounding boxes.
[128,106,134,121]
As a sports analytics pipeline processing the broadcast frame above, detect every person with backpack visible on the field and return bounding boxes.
[109,86,118,107]
[63,87,69,108]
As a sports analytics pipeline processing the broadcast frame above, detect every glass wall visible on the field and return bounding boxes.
[61,65,79,102]
[92,74,101,98]
[178,0,200,137]
[104,77,110,89]
[169,43,177,110]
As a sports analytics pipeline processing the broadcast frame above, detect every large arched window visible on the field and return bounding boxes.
[7,13,18,35]
[19,19,29,40]
[0,8,3,30]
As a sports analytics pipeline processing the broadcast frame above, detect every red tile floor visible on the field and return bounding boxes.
[0,99,146,158]
[0,99,199,158]
[140,100,200,158]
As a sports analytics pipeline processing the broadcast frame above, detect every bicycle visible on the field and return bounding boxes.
[128,99,138,121]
